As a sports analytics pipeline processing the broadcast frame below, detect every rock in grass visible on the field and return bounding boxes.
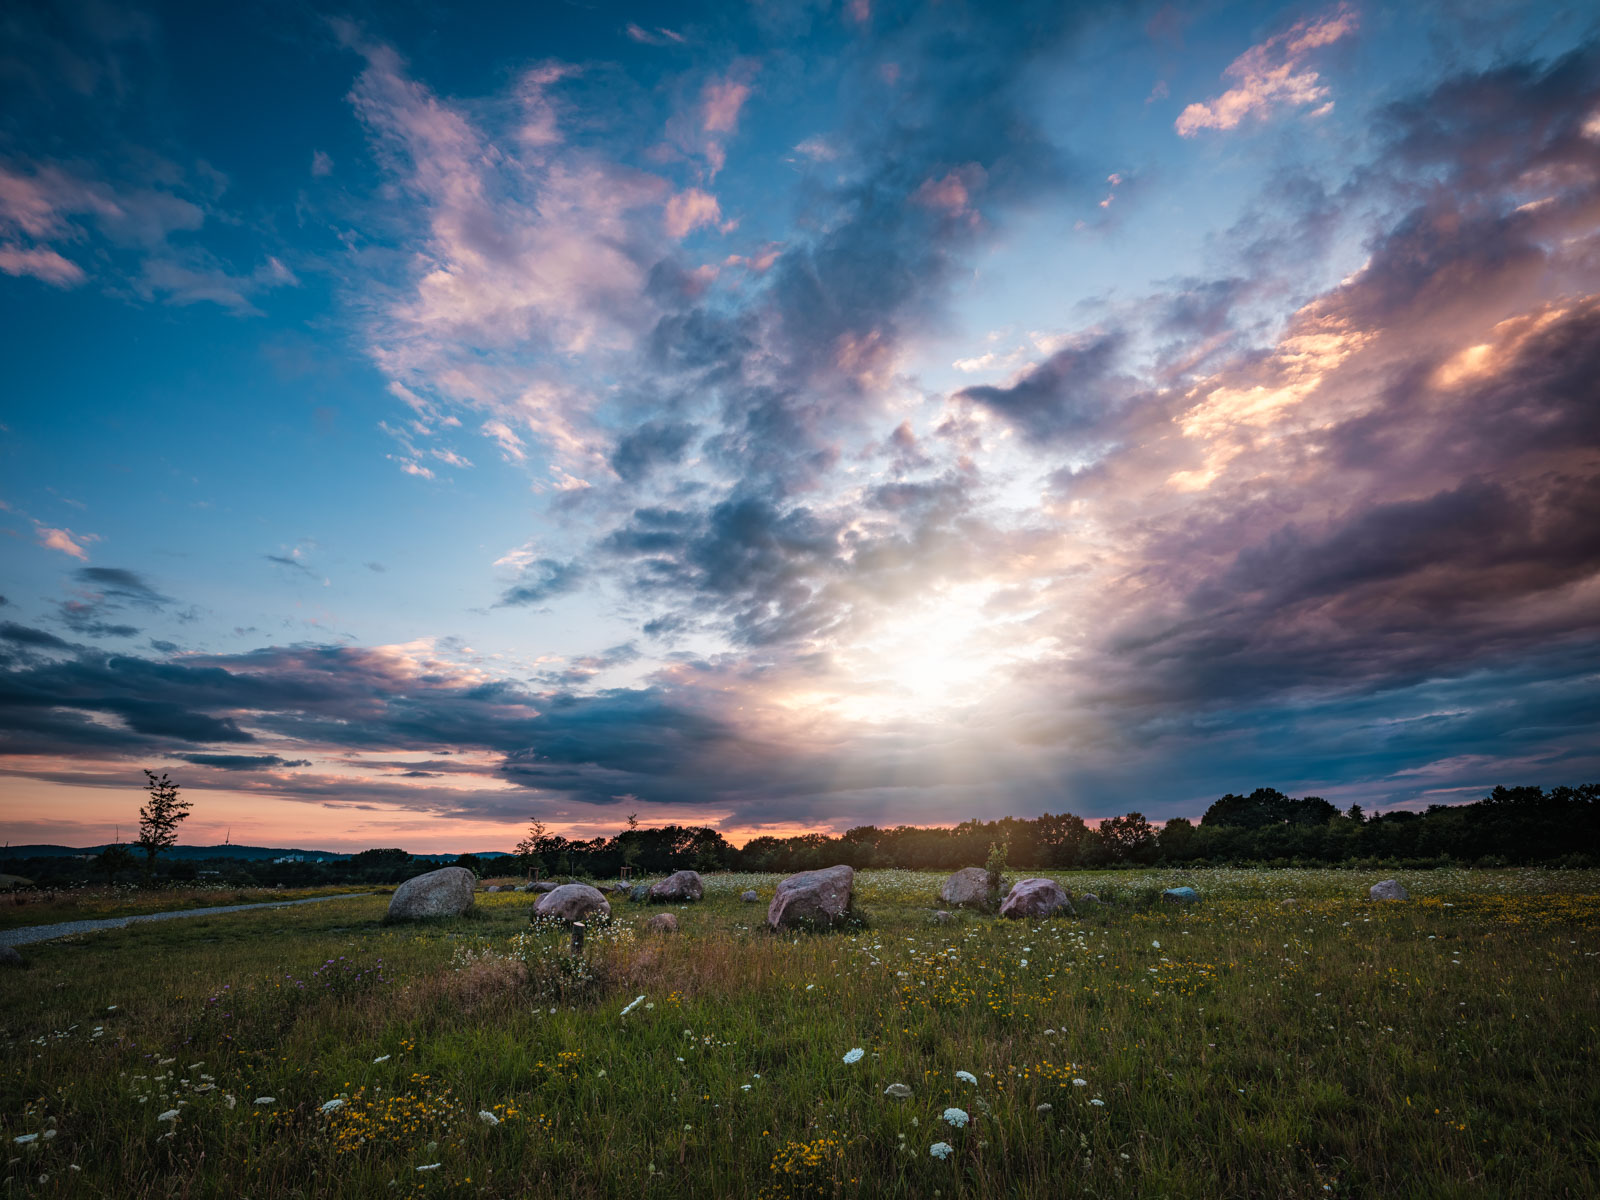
[931,910,953,924]
[629,884,651,903]
[939,867,991,908]
[534,883,611,923]
[1369,879,1409,901]
[999,878,1074,920]
[1078,893,1100,906]
[385,867,477,921]
[740,889,759,903]
[645,912,679,934]
[767,865,854,930]
[648,870,704,903]
[0,945,23,968]
[529,881,560,894]
[1162,887,1199,904]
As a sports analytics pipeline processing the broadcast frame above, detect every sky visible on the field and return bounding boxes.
[2,0,1598,853]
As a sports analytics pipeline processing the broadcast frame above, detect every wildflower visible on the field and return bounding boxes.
[620,995,646,1017]
[930,1141,954,1160]
[478,1111,500,1126]
[955,1070,977,1084]
[1152,941,1161,949]
[943,1107,969,1128]
[254,1097,275,1105]
[1090,1098,1106,1107]
[416,1164,441,1172]
[1072,1078,1087,1086]
[13,1134,37,1145]
[741,1084,752,1091]
[843,1048,865,1064]
[320,1099,345,1113]
[157,1110,180,1122]
[1036,1103,1052,1114]
[373,1055,390,1063]
[884,1083,913,1098]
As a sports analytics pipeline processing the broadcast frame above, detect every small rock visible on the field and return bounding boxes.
[0,946,23,968]
[484,885,501,893]
[740,889,759,902]
[1078,892,1100,905]
[1161,886,1199,904]
[386,867,477,921]
[1279,898,1297,907]
[1369,879,1408,901]
[931,909,953,923]
[629,883,651,903]
[938,867,991,908]
[1000,878,1074,920]
[534,883,611,923]
[645,913,679,934]
[648,870,704,903]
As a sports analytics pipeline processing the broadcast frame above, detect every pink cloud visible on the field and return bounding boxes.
[702,78,751,135]
[911,164,987,222]
[665,187,723,239]
[0,245,84,286]
[1175,3,1358,137]
[37,525,94,560]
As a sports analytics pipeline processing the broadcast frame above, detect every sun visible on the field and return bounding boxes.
[777,582,1055,723]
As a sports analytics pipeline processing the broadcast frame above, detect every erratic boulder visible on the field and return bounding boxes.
[529,881,560,894]
[629,883,651,903]
[645,913,679,934]
[931,909,953,924]
[1078,892,1100,906]
[1370,879,1409,901]
[939,867,992,908]
[1162,887,1199,904]
[740,889,760,903]
[0,946,23,968]
[484,885,501,893]
[386,867,476,921]
[534,883,611,923]
[999,878,1073,920]
[767,865,854,930]
[648,870,704,903]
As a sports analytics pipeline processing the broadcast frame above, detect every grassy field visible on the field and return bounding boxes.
[0,886,373,934]
[2,867,1597,1198]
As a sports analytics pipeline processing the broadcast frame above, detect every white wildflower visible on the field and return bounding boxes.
[373,1055,390,1063]
[943,1107,969,1128]
[1152,941,1160,949]
[1072,1078,1087,1086]
[478,1111,499,1126]
[929,1141,954,1160]
[415,1163,441,1172]
[1090,1098,1106,1107]
[157,1110,180,1122]
[955,1071,977,1084]
[884,1083,913,1098]
[254,1097,275,1105]
[320,1099,345,1113]
[620,995,646,1017]
[12,1134,37,1145]
[843,1048,864,1064]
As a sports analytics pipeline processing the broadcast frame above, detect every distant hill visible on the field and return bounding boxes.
[0,844,515,862]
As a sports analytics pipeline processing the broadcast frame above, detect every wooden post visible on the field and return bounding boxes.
[570,921,586,955]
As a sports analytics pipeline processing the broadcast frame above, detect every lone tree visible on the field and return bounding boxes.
[514,818,547,880]
[136,770,192,877]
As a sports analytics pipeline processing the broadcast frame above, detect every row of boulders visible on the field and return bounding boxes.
[387,863,1412,925]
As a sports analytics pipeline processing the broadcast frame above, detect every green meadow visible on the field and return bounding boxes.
[3,868,1597,1198]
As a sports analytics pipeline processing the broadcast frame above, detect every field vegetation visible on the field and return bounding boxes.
[2,867,1597,1198]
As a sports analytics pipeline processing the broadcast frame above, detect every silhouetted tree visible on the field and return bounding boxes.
[136,770,191,878]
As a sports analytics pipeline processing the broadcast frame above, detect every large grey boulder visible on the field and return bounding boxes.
[386,867,476,921]
[740,889,760,903]
[534,883,611,923]
[529,881,559,894]
[648,870,704,903]
[767,865,854,930]
[939,867,991,908]
[1000,878,1073,920]
[1162,887,1199,904]
[645,912,679,934]
[1370,879,1409,901]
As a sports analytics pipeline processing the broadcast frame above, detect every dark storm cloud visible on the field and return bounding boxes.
[1,622,73,650]
[609,419,698,483]
[176,753,309,770]
[955,333,1126,444]
[73,567,172,608]
[497,558,586,607]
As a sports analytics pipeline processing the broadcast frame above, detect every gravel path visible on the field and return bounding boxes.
[0,892,375,948]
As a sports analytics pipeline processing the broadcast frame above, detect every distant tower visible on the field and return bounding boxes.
[224,827,232,847]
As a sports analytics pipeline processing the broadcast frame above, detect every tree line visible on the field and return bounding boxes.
[4,782,1594,891]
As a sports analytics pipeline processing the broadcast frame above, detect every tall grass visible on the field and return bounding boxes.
[2,868,1597,1197]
